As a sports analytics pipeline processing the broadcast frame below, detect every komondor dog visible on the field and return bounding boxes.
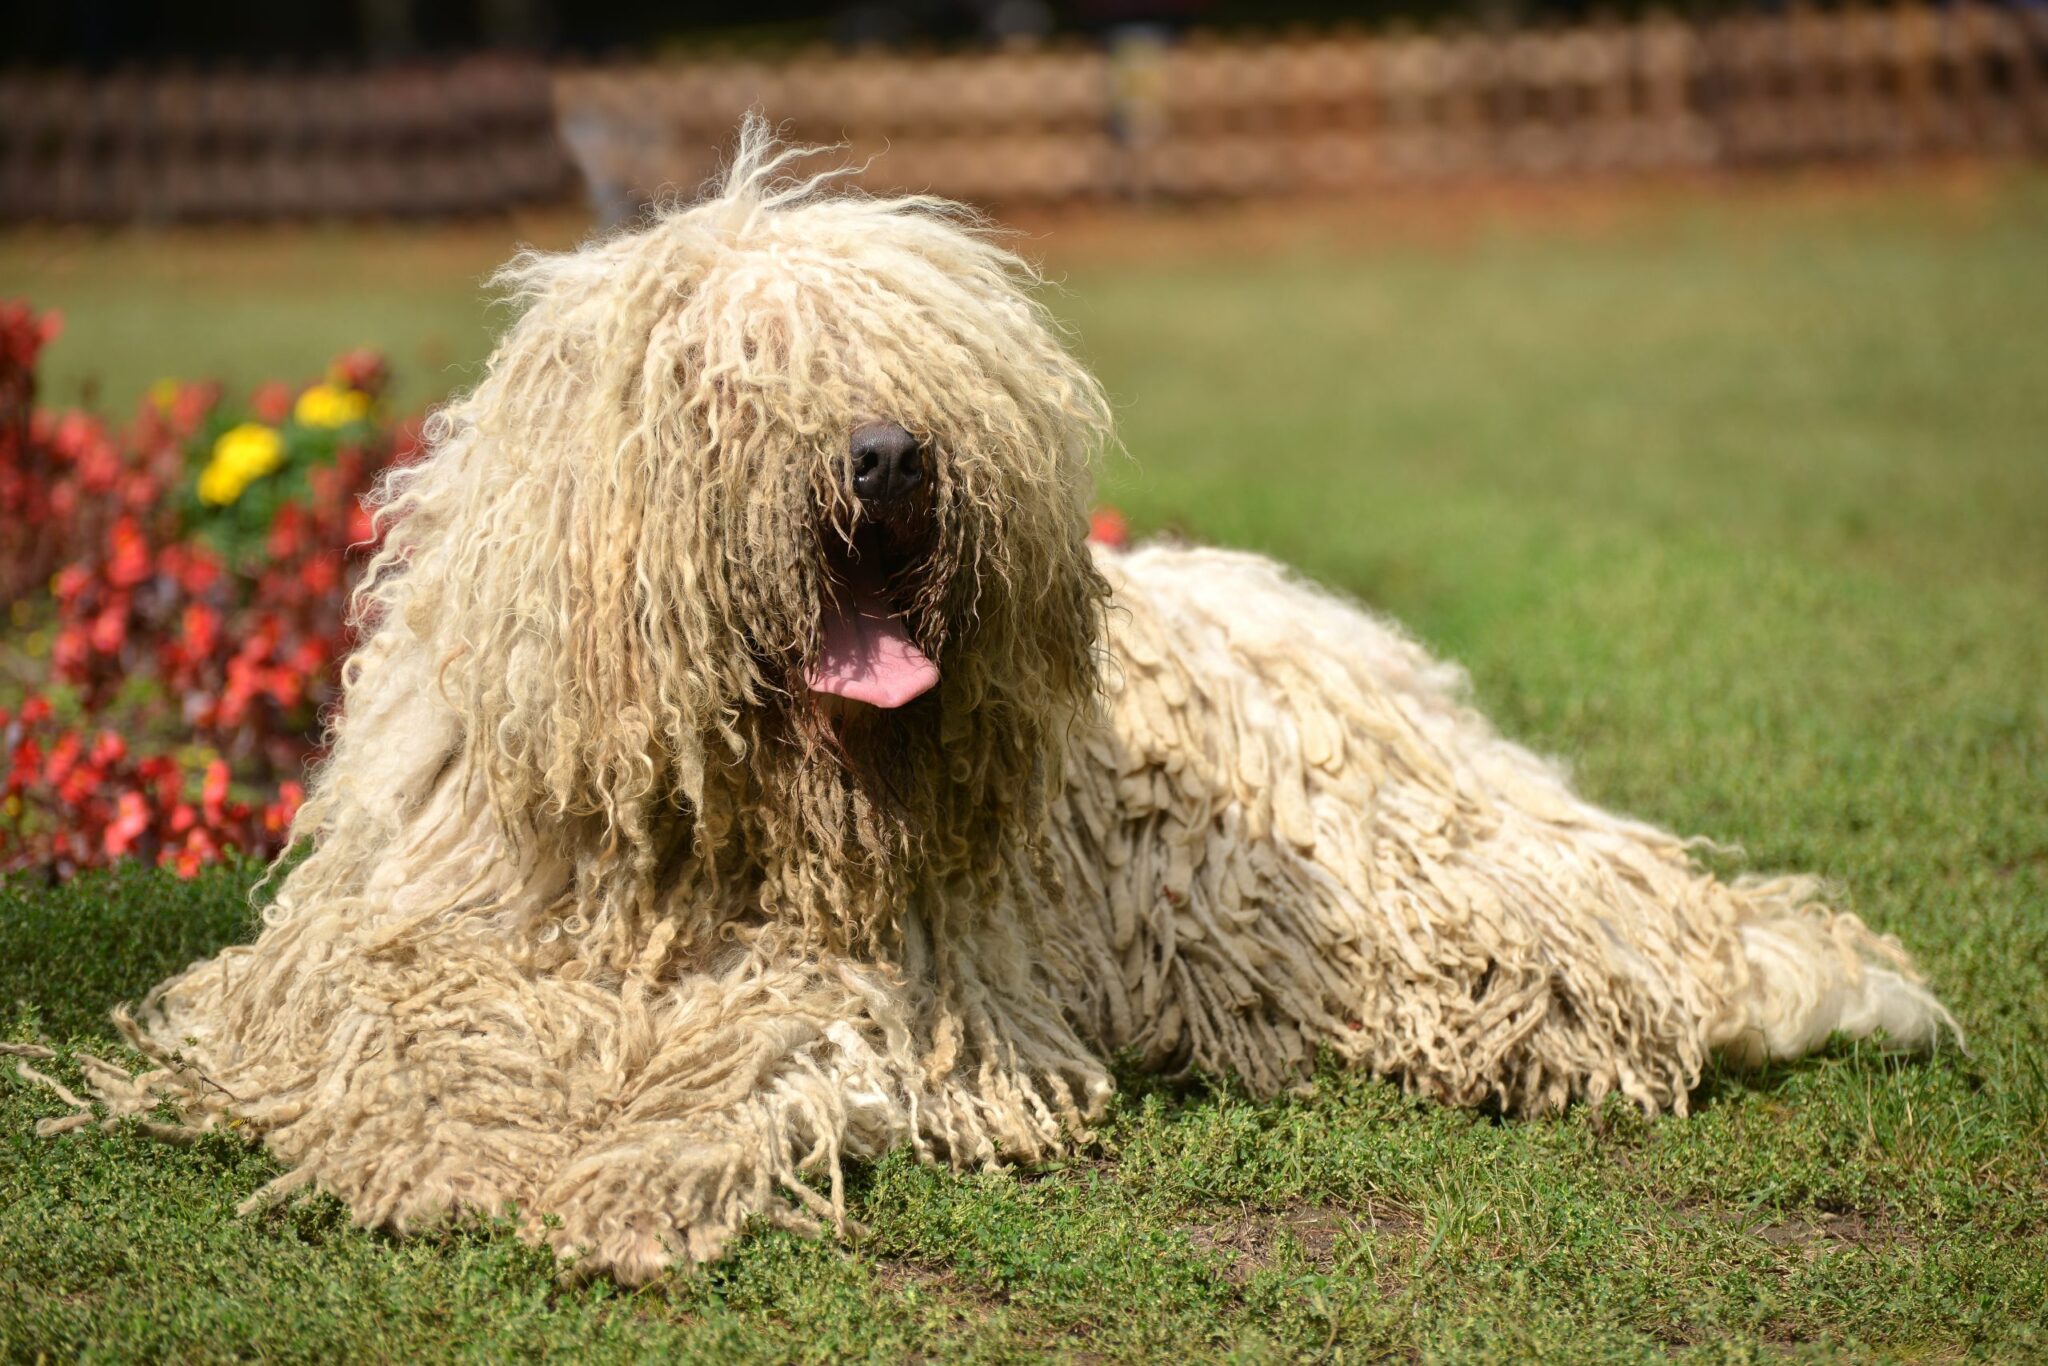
[68,123,1953,1284]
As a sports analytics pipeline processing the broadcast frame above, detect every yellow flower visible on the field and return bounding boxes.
[293,382,371,429]
[149,378,180,414]
[198,422,285,506]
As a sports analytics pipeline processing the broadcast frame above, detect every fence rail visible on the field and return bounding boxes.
[3,6,2045,223]
[0,56,573,222]
[558,4,2048,209]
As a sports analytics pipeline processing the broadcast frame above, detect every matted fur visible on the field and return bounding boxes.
[56,121,1953,1284]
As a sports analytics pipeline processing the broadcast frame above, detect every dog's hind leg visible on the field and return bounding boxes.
[1709,878,1956,1066]
[1058,542,1954,1115]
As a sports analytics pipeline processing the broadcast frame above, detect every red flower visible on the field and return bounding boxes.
[51,624,89,677]
[52,412,98,460]
[89,601,128,655]
[169,383,220,436]
[164,827,220,879]
[162,543,223,595]
[299,553,339,596]
[329,348,389,397]
[106,516,152,588]
[51,564,89,602]
[251,381,295,426]
[347,503,378,547]
[43,730,79,780]
[104,791,150,857]
[120,470,161,511]
[140,755,181,810]
[75,432,121,493]
[201,759,231,823]
[181,601,221,659]
[1088,506,1130,549]
[7,739,42,794]
[90,729,127,767]
[263,780,306,835]
[267,503,306,560]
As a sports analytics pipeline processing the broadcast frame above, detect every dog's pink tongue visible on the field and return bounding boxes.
[808,568,938,709]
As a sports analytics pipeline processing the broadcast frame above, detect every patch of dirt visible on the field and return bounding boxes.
[1661,1191,1914,1254]
[1630,1199,1920,1352]
[1183,1201,1418,1285]
[1994,849,2048,882]
[1743,1208,1899,1252]
[870,1260,1118,1365]
[1014,1154,1120,1186]
[869,1257,1008,1312]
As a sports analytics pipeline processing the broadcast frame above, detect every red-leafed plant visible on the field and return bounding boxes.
[1,300,409,879]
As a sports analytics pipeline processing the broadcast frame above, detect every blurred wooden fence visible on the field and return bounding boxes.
[0,56,573,222]
[3,6,2045,223]
[557,3,2048,209]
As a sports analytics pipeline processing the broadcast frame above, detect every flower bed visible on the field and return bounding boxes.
[1,301,411,878]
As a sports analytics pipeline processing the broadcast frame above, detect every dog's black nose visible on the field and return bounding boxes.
[849,421,924,507]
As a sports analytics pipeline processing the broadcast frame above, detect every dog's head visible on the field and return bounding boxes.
[366,120,1113,936]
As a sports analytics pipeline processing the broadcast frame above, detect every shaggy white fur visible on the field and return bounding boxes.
[51,120,1954,1284]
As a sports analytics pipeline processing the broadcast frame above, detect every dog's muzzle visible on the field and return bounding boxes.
[806,422,940,710]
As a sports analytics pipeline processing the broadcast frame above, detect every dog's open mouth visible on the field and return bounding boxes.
[807,531,938,709]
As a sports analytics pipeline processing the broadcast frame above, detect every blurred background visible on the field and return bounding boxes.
[11,0,2048,227]
[6,0,2047,405]
[7,0,2047,401]
[2,1,2045,880]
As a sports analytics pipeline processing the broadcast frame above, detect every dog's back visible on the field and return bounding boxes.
[1052,541,1954,1114]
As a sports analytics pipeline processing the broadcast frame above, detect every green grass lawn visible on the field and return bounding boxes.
[5,176,2048,1361]
[2,215,582,416]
